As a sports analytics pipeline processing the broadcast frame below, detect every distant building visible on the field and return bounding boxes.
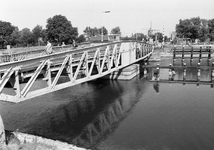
[89,34,121,43]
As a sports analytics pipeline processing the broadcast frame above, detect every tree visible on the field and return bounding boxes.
[132,33,146,41]
[77,34,86,43]
[83,27,96,38]
[10,27,21,47]
[84,27,98,37]
[20,28,34,46]
[111,26,121,35]
[83,26,108,38]
[0,21,15,48]
[176,17,210,42]
[98,27,108,35]
[208,19,214,41]
[46,15,78,45]
[32,25,46,46]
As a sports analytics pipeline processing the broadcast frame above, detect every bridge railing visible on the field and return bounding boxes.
[0,45,72,63]
[0,43,92,63]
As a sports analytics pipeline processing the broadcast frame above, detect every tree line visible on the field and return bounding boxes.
[0,15,122,49]
[2,15,212,49]
[176,17,214,43]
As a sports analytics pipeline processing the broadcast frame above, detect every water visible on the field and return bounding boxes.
[1,58,214,150]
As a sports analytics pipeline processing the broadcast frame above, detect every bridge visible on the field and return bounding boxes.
[0,41,154,103]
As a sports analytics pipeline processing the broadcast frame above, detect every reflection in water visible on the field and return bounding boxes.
[17,76,150,149]
[148,60,214,92]
[153,81,159,93]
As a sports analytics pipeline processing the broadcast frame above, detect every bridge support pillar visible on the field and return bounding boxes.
[102,64,139,80]
[121,43,136,66]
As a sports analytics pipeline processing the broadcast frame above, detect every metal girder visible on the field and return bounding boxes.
[88,48,100,77]
[21,60,48,97]
[51,56,70,89]
[100,46,110,74]
[109,44,117,71]
[72,51,87,82]
[116,45,122,67]
[0,67,14,93]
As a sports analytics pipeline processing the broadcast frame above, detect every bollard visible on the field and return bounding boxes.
[190,46,193,63]
[154,64,160,81]
[0,115,6,147]
[197,63,201,78]
[183,62,186,83]
[144,62,147,75]
[173,46,176,63]
[183,63,186,74]
[183,63,186,85]
[182,45,184,63]
[211,62,214,82]
[199,47,202,63]
[169,64,172,80]
[208,46,211,62]
[197,59,201,86]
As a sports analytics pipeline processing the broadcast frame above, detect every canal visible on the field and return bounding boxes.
[1,57,214,150]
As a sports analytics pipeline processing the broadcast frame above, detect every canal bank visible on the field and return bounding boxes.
[1,115,87,150]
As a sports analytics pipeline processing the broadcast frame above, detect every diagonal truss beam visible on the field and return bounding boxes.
[0,67,14,93]
[21,60,48,97]
[51,56,70,89]
[100,46,109,74]
[88,48,100,77]
[72,51,87,82]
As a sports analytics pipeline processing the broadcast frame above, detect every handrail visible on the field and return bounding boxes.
[0,41,149,65]
[0,42,93,63]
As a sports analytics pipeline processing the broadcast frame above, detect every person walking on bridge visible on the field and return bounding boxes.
[46,41,53,54]
[73,39,77,48]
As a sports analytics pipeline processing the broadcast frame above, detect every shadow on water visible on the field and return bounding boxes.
[1,72,150,149]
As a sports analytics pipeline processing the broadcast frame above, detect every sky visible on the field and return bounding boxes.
[1,0,214,37]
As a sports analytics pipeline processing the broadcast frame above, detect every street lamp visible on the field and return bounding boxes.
[101,10,110,42]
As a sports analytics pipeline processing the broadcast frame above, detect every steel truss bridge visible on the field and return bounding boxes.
[0,41,154,103]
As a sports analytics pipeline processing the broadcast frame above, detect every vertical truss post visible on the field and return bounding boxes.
[68,54,73,81]
[46,59,52,88]
[84,51,89,77]
[109,44,117,71]
[14,68,21,98]
[116,43,122,67]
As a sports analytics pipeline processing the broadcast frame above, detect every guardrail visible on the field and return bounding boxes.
[0,45,73,63]
[0,43,92,63]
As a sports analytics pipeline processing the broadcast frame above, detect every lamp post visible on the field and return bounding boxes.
[101,10,110,42]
